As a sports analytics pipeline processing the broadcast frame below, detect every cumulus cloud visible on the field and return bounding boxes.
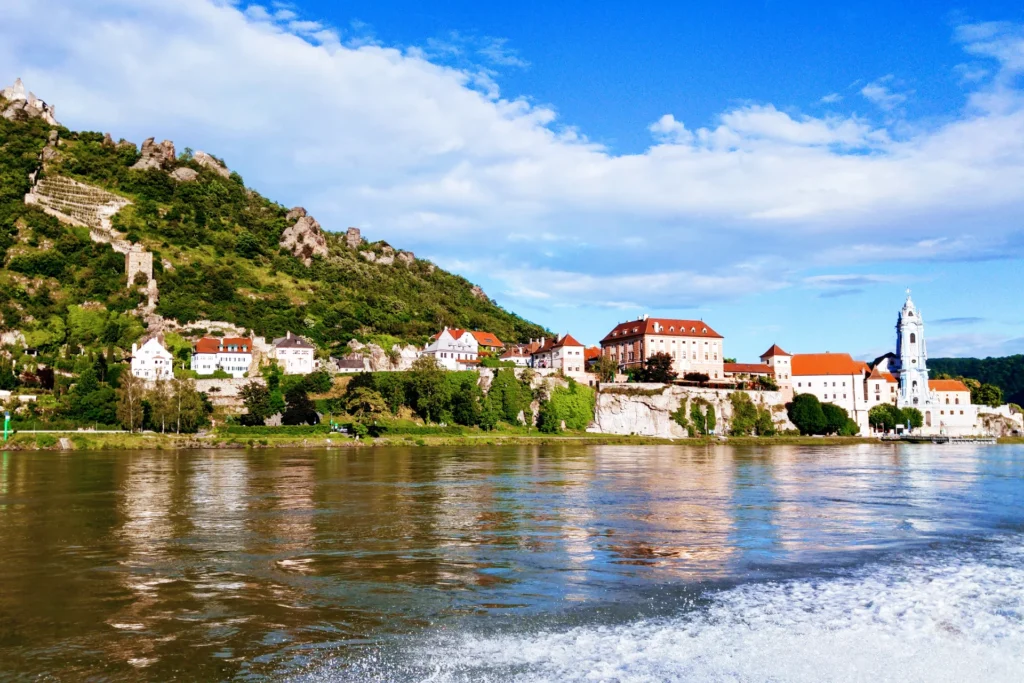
[0,2,1023,318]
[860,74,911,111]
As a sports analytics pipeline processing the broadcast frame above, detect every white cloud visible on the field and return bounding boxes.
[819,92,843,104]
[860,74,910,111]
[1,2,1024,316]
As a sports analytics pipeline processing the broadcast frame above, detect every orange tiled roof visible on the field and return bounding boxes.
[791,353,869,377]
[584,347,602,361]
[194,337,220,354]
[868,365,898,383]
[760,344,791,358]
[929,379,970,392]
[553,333,583,348]
[221,337,252,352]
[433,328,468,341]
[724,362,775,375]
[601,318,722,343]
[470,330,503,347]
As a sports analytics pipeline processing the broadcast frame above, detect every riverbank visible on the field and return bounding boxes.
[0,430,904,451]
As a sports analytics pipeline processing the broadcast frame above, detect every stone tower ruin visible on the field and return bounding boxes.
[126,248,153,287]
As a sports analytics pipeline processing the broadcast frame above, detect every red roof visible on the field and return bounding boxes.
[760,344,791,359]
[584,347,602,362]
[724,362,775,375]
[553,333,583,348]
[601,318,723,343]
[221,337,252,352]
[194,337,219,354]
[930,379,970,392]
[469,330,503,347]
[501,346,532,358]
[791,353,869,377]
[868,366,898,383]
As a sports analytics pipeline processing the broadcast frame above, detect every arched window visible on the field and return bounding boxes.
[910,333,916,344]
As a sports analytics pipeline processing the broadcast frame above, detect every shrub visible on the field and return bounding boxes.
[786,394,826,436]
[547,379,596,431]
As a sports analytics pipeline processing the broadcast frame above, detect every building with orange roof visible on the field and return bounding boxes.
[531,334,587,376]
[468,330,504,354]
[599,315,726,379]
[421,327,479,370]
[191,336,254,378]
[791,352,872,432]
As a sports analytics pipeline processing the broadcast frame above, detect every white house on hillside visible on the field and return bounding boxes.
[272,332,316,375]
[131,337,173,381]
[421,328,479,370]
[191,337,253,378]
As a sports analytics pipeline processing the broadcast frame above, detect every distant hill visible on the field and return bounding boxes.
[0,80,546,357]
[930,356,1024,406]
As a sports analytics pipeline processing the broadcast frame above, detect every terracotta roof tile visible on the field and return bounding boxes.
[929,379,970,392]
[601,318,723,343]
[194,337,220,355]
[791,353,868,377]
[759,344,791,358]
[724,362,775,375]
[469,330,503,347]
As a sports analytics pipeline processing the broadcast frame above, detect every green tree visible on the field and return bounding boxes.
[729,392,758,436]
[594,354,619,382]
[171,377,208,433]
[787,394,826,436]
[547,379,596,431]
[901,407,924,430]
[408,356,450,423]
[148,380,172,433]
[0,357,17,390]
[754,408,775,436]
[869,403,900,432]
[239,381,272,426]
[345,387,388,420]
[821,403,850,435]
[537,399,560,433]
[281,385,319,425]
[116,372,146,432]
[706,404,717,434]
[641,352,678,383]
[974,382,1003,407]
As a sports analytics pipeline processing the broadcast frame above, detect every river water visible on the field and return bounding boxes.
[0,444,1022,681]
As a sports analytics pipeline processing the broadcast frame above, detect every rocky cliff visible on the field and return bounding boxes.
[591,384,792,438]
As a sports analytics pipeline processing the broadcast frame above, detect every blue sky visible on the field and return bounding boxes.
[2,0,1024,361]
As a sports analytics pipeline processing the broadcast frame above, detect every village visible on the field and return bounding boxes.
[90,290,1020,440]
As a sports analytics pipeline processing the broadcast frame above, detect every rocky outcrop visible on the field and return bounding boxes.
[590,384,791,438]
[280,210,328,266]
[345,227,363,249]
[471,285,489,301]
[1,79,59,126]
[194,150,230,178]
[286,207,307,222]
[131,138,176,171]
[396,251,415,266]
[170,167,198,182]
[978,410,1024,437]
[346,340,420,371]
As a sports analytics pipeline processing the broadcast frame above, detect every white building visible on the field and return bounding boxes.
[889,292,979,435]
[272,332,316,375]
[131,337,173,381]
[500,344,534,367]
[791,352,872,433]
[190,337,253,378]
[421,328,479,370]
[531,334,587,377]
[600,316,725,380]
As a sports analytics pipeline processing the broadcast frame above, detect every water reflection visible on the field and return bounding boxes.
[0,444,1020,680]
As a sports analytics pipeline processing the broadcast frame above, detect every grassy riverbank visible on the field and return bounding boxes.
[0,428,894,451]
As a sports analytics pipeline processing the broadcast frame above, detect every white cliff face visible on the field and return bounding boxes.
[279,210,329,266]
[346,340,421,371]
[591,384,792,438]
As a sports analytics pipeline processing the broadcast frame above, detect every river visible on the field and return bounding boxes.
[0,444,1021,681]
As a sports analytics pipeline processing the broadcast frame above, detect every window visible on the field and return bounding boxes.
[910,333,916,343]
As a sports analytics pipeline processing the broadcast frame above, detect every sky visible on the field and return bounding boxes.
[2,0,1024,361]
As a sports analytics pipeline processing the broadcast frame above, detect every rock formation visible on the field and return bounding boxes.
[170,167,198,182]
[471,285,488,301]
[396,251,415,266]
[346,340,420,371]
[193,150,230,178]
[345,227,363,249]
[102,133,115,148]
[1,79,59,126]
[131,138,176,171]
[286,207,307,222]
[279,210,329,266]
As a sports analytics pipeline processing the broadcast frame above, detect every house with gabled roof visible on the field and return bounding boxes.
[272,331,316,375]
[531,333,586,376]
[191,336,254,378]
[421,327,479,370]
[600,315,726,379]
[468,330,504,355]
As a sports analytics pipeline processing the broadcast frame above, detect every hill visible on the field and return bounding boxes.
[0,79,546,360]
[930,356,1024,407]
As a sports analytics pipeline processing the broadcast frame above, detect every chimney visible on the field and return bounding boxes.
[287,331,292,339]
[131,343,138,355]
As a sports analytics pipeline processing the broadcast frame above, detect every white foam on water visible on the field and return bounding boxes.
[313,535,1024,683]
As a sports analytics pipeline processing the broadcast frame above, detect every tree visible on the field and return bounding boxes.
[240,381,272,426]
[37,367,55,391]
[754,408,775,436]
[869,403,900,432]
[641,352,678,383]
[303,370,333,394]
[93,352,108,383]
[547,379,596,431]
[723,357,737,364]
[408,356,449,423]
[821,403,850,435]
[0,357,18,391]
[148,380,172,433]
[117,372,146,432]
[171,377,207,433]
[706,404,717,435]
[345,387,388,421]
[537,399,561,433]
[729,392,758,436]
[901,407,924,430]
[281,385,319,425]
[594,355,619,382]
[974,382,1003,408]
[787,394,826,436]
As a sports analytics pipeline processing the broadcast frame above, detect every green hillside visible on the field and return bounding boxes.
[930,356,1024,406]
[0,95,546,358]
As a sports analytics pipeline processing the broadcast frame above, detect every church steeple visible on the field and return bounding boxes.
[895,289,930,407]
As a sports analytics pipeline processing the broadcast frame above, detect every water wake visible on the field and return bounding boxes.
[314,535,1024,682]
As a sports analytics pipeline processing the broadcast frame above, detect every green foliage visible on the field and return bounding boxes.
[281,384,319,426]
[930,356,1024,406]
[671,398,692,434]
[593,354,619,382]
[344,387,388,420]
[787,394,826,436]
[868,403,924,432]
[239,381,272,426]
[303,369,333,394]
[821,403,850,435]
[536,399,560,433]
[728,392,758,436]
[486,369,532,425]
[902,407,924,429]
[547,379,596,431]
[638,352,678,383]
